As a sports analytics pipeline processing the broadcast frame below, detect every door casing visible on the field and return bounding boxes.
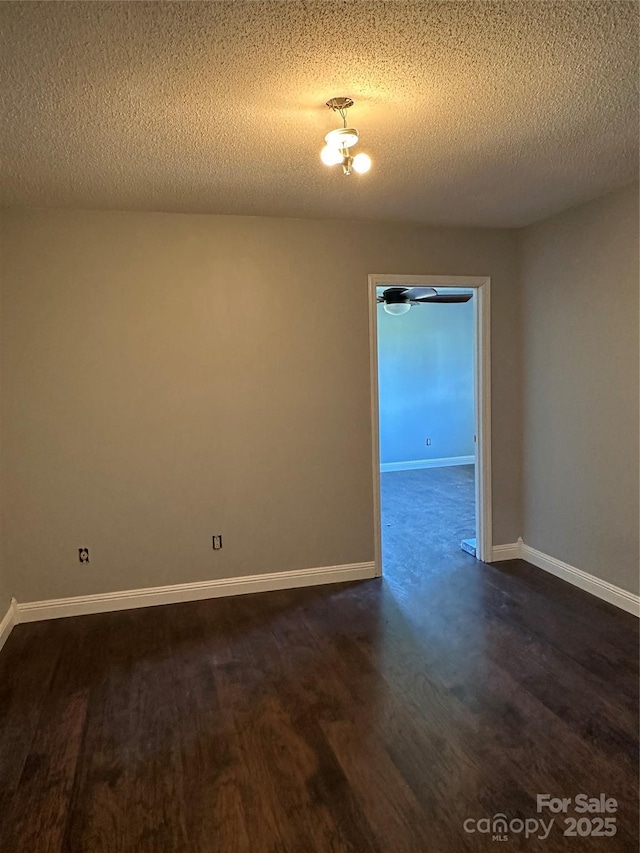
[368,273,492,572]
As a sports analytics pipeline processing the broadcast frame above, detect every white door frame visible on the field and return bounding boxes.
[368,273,492,572]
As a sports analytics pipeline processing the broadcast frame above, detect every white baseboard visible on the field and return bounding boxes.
[14,561,377,624]
[520,543,640,617]
[491,538,639,617]
[7,542,638,630]
[490,542,521,562]
[380,455,475,473]
[0,599,17,651]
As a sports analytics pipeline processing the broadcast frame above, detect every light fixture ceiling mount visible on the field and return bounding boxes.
[326,96,354,113]
[321,97,371,176]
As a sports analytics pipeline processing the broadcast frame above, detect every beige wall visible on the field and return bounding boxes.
[0,241,8,614]
[0,209,521,602]
[520,184,639,595]
[0,564,8,613]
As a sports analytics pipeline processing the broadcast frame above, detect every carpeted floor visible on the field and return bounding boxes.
[380,464,476,579]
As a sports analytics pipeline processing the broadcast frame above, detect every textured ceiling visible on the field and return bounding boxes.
[0,1,637,227]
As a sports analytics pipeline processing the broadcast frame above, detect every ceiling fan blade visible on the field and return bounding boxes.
[403,286,437,299]
[376,297,384,303]
[414,294,473,303]
[382,286,410,297]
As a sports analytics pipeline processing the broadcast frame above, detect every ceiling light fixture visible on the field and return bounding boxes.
[378,287,473,315]
[321,97,372,176]
[384,302,411,315]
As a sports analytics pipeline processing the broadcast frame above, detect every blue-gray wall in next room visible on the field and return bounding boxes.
[377,297,474,465]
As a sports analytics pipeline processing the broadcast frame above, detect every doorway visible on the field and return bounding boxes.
[368,274,492,575]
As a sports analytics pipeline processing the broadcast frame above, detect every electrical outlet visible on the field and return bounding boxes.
[79,547,90,563]
[425,438,432,446]
[212,535,223,551]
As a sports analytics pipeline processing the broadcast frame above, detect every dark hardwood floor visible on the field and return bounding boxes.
[0,481,638,851]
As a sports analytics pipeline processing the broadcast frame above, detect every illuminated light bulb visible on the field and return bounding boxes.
[352,152,372,174]
[321,145,344,166]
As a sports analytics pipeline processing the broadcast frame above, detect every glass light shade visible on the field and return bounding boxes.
[321,145,344,166]
[325,127,359,149]
[383,302,411,315]
[352,152,372,174]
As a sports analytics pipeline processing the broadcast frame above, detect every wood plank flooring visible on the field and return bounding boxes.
[0,556,637,852]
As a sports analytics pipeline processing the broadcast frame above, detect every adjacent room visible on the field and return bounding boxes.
[0,2,638,851]
[376,285,478,584]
